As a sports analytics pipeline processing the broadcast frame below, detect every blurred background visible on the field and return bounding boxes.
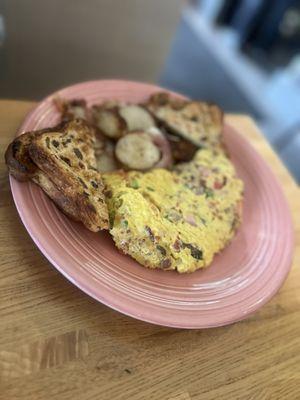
[0,0,299,181]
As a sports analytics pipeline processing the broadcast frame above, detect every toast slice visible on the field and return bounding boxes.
[6,119,109,231]
[28,119,109,231]
[146,92,223,148]
[5,120,96,180]
[54,97,89,122]
[32,170,90,222]
[5,126,57,181]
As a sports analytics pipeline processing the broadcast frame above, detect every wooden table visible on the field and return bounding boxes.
[0,100,299,400]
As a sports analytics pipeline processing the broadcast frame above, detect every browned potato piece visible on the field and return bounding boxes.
[94,134,106,155]
[115,132,160,170]
[165,131,198,162]
[96,151,119,172]
[94,133,119,172]
[147,127,173,168]
[92,103,155,140]
[119,105,155,131]
[92,106,126,139]
[96,139,119,172]
[54,97,89,121]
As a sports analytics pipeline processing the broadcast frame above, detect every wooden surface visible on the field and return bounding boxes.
[0,100,299,400]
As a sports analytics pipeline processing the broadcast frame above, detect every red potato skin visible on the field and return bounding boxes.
[150,132,173,168]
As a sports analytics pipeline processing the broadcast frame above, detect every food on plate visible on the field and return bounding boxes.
[146,92,223,148]
[72,97,205,166]
[115,132,161,170]
[146,127,173,168]
[6,90,244,272]
[92,103,125,139]
[118,104,155,131]
[115,127,173,171]
[164,130,198,162]
[6,119,109,231]
[5,127,49,181]
[102,148,243,273]
[94,135,119,172]
[55,99,122,172]
[92,102,155,139]
[54,97,90,122]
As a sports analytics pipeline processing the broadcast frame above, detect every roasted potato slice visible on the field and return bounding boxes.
[92,105,126,139]
[92,102,155,140]
[54,97,89,121]
[147,127,173,169]
[96,151,119,173]
[164,131,198,162]
[115,132,161,170]
[94,133,119,172]
[96,140,119,172]
[119,105,155,131]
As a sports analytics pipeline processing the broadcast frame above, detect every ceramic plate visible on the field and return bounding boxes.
[10,80,294,328]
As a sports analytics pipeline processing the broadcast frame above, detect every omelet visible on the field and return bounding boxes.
[102,149,243,273]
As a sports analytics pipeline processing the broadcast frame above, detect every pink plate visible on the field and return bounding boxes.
[10,80,294,328]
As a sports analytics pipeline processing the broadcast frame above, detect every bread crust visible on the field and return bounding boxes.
[146,92,224,148]
[5,119,109,231]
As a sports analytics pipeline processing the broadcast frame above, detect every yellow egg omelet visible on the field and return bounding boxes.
[102,149,243,273]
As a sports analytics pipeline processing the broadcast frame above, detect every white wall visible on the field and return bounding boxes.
[0,0,182,99]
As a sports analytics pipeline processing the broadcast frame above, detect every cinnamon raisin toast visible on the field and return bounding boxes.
[5,126,56,181]
[146,92,223,149]
[6,119,109,231]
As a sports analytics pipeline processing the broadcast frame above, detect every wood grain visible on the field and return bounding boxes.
[0,101,299,400]
[0,330,88,379]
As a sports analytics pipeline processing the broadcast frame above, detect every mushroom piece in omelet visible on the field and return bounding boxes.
[102,148,243,273]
